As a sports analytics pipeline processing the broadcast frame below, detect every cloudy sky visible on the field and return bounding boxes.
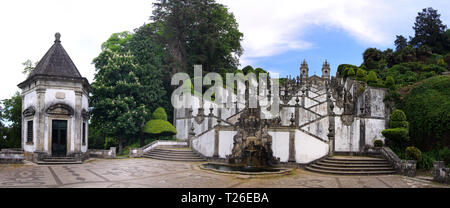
[1,0,449,100]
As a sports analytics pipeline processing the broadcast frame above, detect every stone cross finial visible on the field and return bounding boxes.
[55,32,61,43]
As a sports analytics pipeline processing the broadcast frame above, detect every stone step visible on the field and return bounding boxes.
[146,150,200,155]
[310,164,395,172]
[151,149,194,153]
[36,161,82,165]
[143,155,206,162]
[305,166,397,175]
[322,159,389,164]
[316,161,392,168]
[142,147,205,162]
[143,153,202,159]
[306,156,397,175]
[326,156,386,161]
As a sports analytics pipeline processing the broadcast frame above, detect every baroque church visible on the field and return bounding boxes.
[174,58,389,169]
[17,33,91,163]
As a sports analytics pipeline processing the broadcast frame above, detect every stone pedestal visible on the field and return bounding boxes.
[401,160,417,177]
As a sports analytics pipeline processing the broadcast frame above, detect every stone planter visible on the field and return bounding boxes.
[401,160,417,177]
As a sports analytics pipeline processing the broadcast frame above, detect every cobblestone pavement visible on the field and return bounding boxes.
[0,158,448,188]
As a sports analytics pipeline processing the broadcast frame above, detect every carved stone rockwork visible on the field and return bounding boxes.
[81,109,89,120]
[23,107,36,117]
[194,108,205,124]
[343,89,354,115]
[227,105,278,167]
[364,90,372,116]
[46,103,74,116]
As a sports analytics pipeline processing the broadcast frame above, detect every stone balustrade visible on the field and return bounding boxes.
[433,161,450,184]
[0,149,25,164]
[381,147,417,177]
[88,147,116,159]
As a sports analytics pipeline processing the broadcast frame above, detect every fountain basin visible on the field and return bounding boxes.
[200,163,292,175]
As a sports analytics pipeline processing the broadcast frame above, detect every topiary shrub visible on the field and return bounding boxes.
[388,109,409,129]
[373,139,383,148]
[366,71,378,85]
[382,128,409,142]
[405,146,422,162]
[152,107,168,121]
[144,107,177,137]
[143,119,177,135]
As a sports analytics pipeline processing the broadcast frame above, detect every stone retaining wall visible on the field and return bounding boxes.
[433,161,450,184]
[0,149,24,164]
[88,147,116,159]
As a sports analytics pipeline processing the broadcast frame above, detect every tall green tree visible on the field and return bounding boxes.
[151,0,244,77]
[394,35,408,51]
[410,7,448,53]
[0,92,22,149]
[129,24,171,146]
[91,51,147,154]
[92,29,168,149]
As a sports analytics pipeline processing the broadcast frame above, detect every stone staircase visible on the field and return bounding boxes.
[143,147,206,162]
[36,157,82,165]
[306,155,397,175]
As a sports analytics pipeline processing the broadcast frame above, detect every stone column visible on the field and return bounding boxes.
[326,90,335,156]
[188,123,195,148]
[288,129,296,162]
[295,97,300,127]
[213,127,219,158]
[74,90,83,153]
[36,88,46,153]
[21,94,25,151]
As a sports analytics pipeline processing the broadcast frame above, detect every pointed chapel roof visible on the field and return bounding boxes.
[30,33,82,78]
[18,33,91,91]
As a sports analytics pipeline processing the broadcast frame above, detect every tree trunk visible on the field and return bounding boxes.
[118,139,123,155]
[140,127,145,147]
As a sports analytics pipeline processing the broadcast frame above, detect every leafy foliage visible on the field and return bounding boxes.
[382,128,409,143]
[405,146,422,162]
[398,76,450,151]
[152,107,168,121]
[151,0,243,76]
[373,140,383,148]
[389,109,409,128]
[366,71,378,85]
[144,107,177,136]
[143,120,177,135]
[0,92,22,149]
[410,7,449,54]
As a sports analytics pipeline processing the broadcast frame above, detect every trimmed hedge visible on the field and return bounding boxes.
[144,107,177,135]
[388,109,409,129]
[373,140,383,147]
[382,128,409,142]
[152,107,168,121]
[366,71,378,85]
[143,119,177,135]
[405,146,422,162]
[398,76,450,151]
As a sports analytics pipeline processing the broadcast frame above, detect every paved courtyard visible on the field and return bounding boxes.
[0,158,448,188]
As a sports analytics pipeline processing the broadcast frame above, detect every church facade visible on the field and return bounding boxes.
[17,33,91,162]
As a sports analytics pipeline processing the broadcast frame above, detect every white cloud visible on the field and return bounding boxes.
[0,0,155,100]
[220,0,450,66]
